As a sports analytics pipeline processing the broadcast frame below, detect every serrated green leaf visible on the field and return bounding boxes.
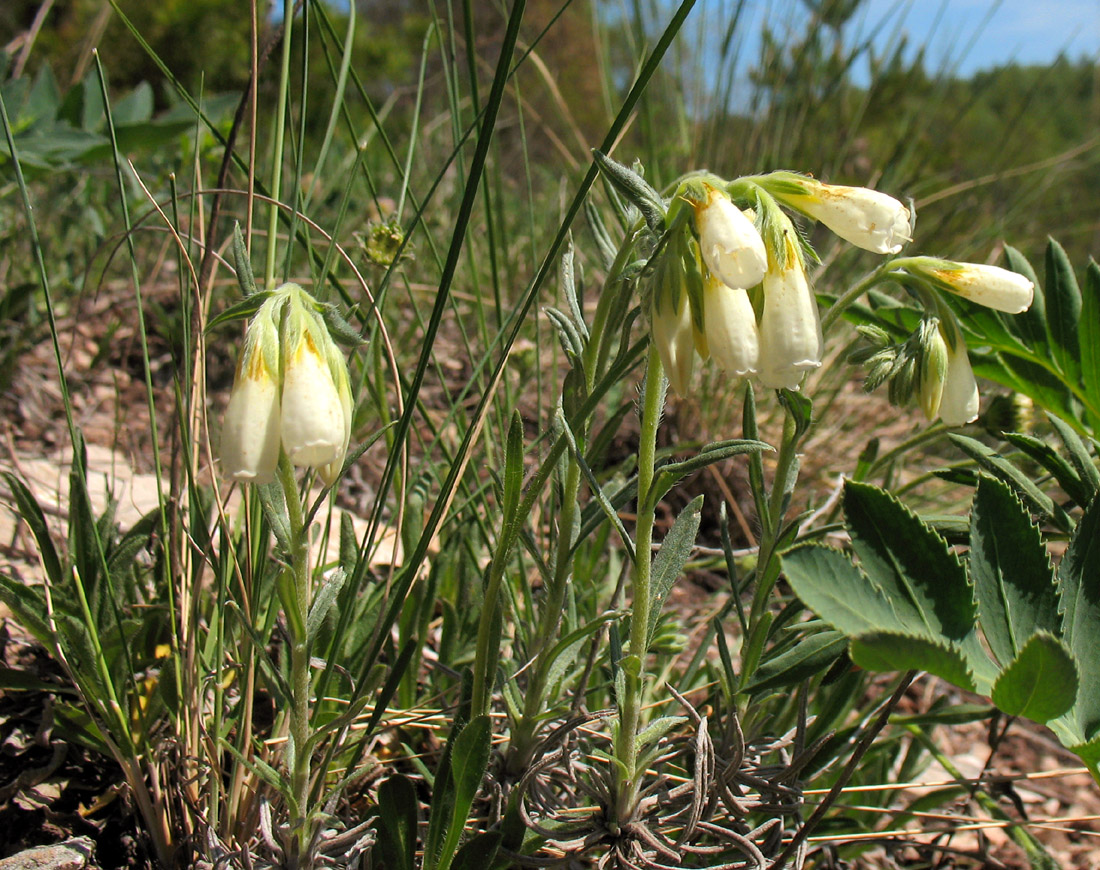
[843,481,974,641]
[782,544,901,636]
[1044,239,1082,382]
[969,476,1059,667]
[647,496,702,648]
[991,632,1077,723]
[1058,494,1100,740]
[851,631,975,692]
[741,630,848,695]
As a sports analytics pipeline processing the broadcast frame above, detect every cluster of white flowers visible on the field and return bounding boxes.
[652,177,910,395]
[647,172,1035,427]
[220,283,353,486]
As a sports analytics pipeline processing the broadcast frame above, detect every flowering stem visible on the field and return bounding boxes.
[820,264,892,334]
[613,345,664,825]
[748,404,800,630]
[277,454,313,866]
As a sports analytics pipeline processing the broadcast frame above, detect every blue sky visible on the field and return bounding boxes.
[735,0,1100,76]
[858,0,1099,73]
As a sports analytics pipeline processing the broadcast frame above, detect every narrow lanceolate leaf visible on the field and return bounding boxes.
[438,715,492,870]
[991,632,1078,724]
[647,496,703,648]
[1049,413,1100,498]
[375,775,419,870]
[949,434,1072,532]
[782,544,901,637]
[1043,239,1082,382]
[969,477,1059,668]
[232,221,258,298]
[1079,260,1100,422]
[502,410,524,526]
[1058,494,1100,741]
[843,481,975,641]
[851,631,976,693]
[1002,432,1092,509]
[741,630,848,695]
[1002,244,1045,350]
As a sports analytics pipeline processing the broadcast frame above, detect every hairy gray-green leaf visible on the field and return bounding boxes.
[647,496,703,648]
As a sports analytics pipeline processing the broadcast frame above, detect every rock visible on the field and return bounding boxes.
[0,838,97,870]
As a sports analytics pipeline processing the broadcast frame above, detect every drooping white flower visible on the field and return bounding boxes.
[757,252,823,391]
[772,175,911,254]
[694,187,768,289]
[938,331,980,427]
[221,309,281,484]
[319,346,354,486]
[650,290,696,395]
[703,273,758,376]
[902,258,1035,314]
[280,299,348,469]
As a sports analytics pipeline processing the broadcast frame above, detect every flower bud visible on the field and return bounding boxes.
[703,273,758,376]
[757,250,823,391]
[221,307,281,484]
[650,290,695,395]
[281,298,348,469]
[693,187,768,289]
[900,258,1034,314]
[917,320,948,421]
[938,332,980,426]
[770,175,911,254]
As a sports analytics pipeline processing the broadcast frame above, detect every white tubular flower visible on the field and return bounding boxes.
[221,315,282,484]
[319,348,353,486]
[281,302,347,469]
[651,291,696,395]
[938,331,980,426]
[757,254,823,391]
[694,187,768,289]
[703,273,758,376]
[903,258,1035,314]
[776,176,911,254]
